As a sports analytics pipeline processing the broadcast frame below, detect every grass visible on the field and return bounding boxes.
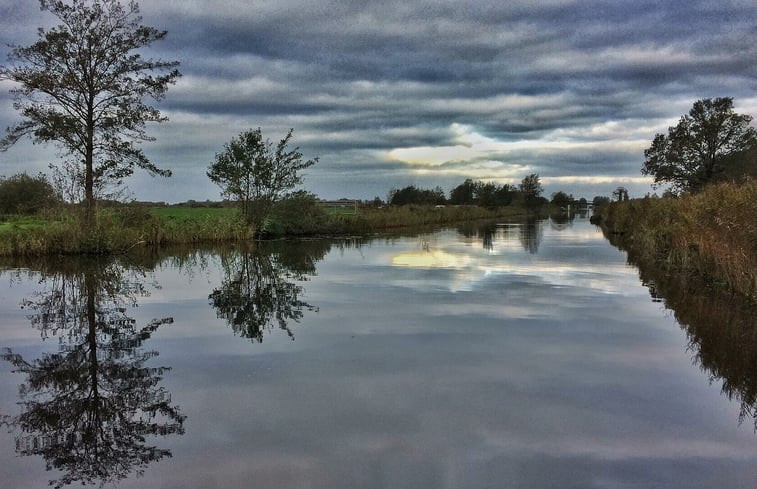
[592,179,757,301]
[0,200,557,256]
[0,217,49,235]
[0,206,252,256]
[150,207,237,220]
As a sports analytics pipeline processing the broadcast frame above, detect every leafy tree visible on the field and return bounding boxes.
[550,190,573,207]
[207,128,317,236]
[449,179,477,205]
[449,179,514,207]
[592,195,611,207]
[519,173,544,208]
[475,181,515,208]
[642,97,757,193]
[388,185,446,206]
[717,145,757,182]
[0,0,180,227]
[0,172,60,214]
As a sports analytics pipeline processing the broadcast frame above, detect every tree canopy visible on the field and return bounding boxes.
[207,127,317,236]
[0,0,180,224]
[519,173,544,208]
[642,97,757,193]
[388,185,446,206]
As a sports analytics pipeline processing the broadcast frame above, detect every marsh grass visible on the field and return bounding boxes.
[594,180,757,300]
[0,200,553,256]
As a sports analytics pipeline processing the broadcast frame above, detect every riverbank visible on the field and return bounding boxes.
[0,202,557,256]
[591,180,756,301]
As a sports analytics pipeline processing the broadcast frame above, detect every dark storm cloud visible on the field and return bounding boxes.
[1,0,755,200]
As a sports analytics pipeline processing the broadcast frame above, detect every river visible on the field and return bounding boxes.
[1,215,755,488]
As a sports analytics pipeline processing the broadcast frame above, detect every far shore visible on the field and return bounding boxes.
[0,201,566,257]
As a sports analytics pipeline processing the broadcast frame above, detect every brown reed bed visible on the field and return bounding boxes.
[592,179,757,301]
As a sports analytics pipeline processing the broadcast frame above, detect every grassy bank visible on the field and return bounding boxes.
[0,202,554,256]
[0,206,252,255]
[592,180,756,301]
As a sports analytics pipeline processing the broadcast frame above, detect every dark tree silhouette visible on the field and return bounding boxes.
[209,241,328,342]
[1,257,184,488]
[612,186,629,201]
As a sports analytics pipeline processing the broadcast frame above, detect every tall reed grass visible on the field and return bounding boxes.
[593,180,757,300]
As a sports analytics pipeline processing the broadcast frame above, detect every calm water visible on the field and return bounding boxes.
[1,217,756,488]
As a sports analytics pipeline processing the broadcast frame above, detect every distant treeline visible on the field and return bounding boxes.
[387,178,607,209]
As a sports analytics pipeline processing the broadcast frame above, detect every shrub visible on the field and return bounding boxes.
[0,173,60,215]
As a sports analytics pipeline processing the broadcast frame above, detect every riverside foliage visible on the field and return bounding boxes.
[592,180,757,301]
[0,197,557,256]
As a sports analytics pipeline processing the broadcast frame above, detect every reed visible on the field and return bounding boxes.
[593,180,757,300]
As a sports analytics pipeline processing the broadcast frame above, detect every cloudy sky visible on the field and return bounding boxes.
[1,0,755,202]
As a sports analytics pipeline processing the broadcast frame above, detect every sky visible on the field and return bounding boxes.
[0,0,755,202]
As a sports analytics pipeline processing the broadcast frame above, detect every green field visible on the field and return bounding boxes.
[0,217,49,235]
[150,206,238,220]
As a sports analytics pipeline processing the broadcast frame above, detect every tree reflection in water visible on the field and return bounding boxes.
[456,219,551,253]
[209,240,330,342]
[519,219,543,254]
[0,256,184,488]
[609,235,757,429]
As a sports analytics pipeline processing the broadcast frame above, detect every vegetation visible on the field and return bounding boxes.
[592,180,757,301]
[0,172,60,215]
[207,128,317,236]
[519,173,545,208]
[0,205,250,256]
[550,191,573,208]
[642,97,757,194]
[620,228,757,428]
[0,0,180,227]
[612,186,629,201]
[388,185,446,206]
[448,179,515,208]
[0,192,563,255]
[592,195,611,207]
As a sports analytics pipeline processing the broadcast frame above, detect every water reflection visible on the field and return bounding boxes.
[455,219,548,253]
[608,235,757,429]
[208,241,329,342]
[0,256,185,488]
[520,219,547,254]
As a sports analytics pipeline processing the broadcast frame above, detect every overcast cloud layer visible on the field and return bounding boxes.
[1,0,756,201]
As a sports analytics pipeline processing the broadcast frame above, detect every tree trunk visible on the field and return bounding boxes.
[84,103,95,232]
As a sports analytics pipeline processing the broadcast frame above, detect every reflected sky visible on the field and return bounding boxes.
[1,218,756,488]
